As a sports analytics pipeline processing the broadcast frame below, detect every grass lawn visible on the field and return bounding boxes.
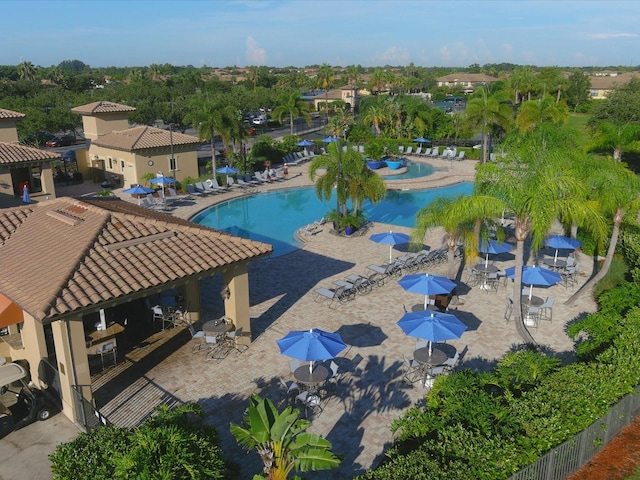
[568,113,590,146]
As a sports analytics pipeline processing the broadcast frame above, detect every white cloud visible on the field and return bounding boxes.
[246,36,267,65]
[588,33,638,39]
[370,47,410,65]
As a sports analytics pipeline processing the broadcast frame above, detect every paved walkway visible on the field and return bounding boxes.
[61,156,598,478]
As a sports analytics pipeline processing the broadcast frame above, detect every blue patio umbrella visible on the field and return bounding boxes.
[505,265,562,299]
[397,310,467,355]
[398,273,457,310]
[216,166,238,175]
[149,176,175,185]
[322,136,337,143]
[545,235,582,261]
[370,231,410,262]
[277,328,346,374]
[413,137,431,144]
[479,240,512,267]
[296,140,314,147]
[22,184,30,204]
[122,185,154,205]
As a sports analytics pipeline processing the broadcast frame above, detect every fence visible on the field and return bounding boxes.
[508,386,640,480]
[72,385,110,432]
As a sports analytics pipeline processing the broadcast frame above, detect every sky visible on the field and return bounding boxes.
[3,0,640,69]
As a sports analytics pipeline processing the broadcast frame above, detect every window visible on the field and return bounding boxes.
[169,156,178,172]
[108,157,113,170]
[120,160,125,171]
[31,165,43,193]
[590,89,599,97]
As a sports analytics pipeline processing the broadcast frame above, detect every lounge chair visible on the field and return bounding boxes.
[313,285,354,308]
[226,176,243,189]
[419,147,431,157]
[186,184,204,197]
[454,151,465,161]
[405,146,413,155]
[398,145,405,153]
[194,182,210,196]
[413,146,422,156]
[167,187,190,202]
[236,176,258,189]
[429,147,439,157]
[345,274,374,294]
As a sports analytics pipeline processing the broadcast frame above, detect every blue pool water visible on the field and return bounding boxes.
[384,161,438,180]
[192,183,473,256]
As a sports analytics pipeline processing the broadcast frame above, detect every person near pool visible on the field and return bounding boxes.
[282,164,289,179]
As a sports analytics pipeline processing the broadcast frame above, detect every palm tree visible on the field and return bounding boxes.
[230,394,340,480]
[184,96,222,174]
[316,63,334,119]
[515,95,570,133]
[476,135,606,343]
[271,90,312,135]
[18,60,37,81]
[368,68,387,95]
[587,121,640,161]
[510,66,538,103]
[566,156,640,305]
[362,104,386,137]
[463,88,513,163]
[344,65,361,88]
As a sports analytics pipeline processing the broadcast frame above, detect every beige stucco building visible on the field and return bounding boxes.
[71,102,201,188]
[0,108,58,207]
[0,197,272,427]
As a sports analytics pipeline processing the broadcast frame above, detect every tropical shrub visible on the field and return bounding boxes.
[50,403,227,480]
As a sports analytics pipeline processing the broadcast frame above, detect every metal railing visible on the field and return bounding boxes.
[72,385,110,432]
[508,386,640,480]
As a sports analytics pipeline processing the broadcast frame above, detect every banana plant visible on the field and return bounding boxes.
[230,393,340,480]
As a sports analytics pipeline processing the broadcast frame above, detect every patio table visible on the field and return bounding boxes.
[474,263,499,290]
[202,318,233,336]
[543,258,567,270]
[294,365,329,390]
[413,347,447,388]
[521,295,543,307]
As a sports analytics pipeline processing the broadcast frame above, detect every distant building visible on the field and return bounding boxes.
[0,108,58,207]
[588,71,640,100]
[72,102,201,187]
[436,73,500,93]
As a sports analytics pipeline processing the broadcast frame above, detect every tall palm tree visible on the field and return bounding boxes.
[184,97,222,174]
[362,104,386,137]
[566,156,640,305]
[368,68,387,95]
[587,121,640,161]
[344,65,361,88]
[516,95,570,133]
[316,63,333,119]
[231,394,340,480]
[271,90,311,135]
[463,88,513,162]
[510,66,538,103]
[476,136,606,343]
[18,60,37,81]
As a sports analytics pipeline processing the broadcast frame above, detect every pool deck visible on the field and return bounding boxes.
[55,156,598,479]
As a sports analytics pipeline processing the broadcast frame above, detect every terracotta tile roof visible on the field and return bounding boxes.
[0,108,25,120]
[0,142,61,165]
[437,73,499,83]
[71,101,136,115]
[0,197,272,323]
[91,126,201,152]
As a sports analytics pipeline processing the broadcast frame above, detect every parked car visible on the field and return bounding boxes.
[252,115,267,125]
[0,362,55,438]
[45,135,75,147]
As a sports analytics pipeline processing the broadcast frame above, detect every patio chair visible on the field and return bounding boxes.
[325,360,341,393]
[539,296,555,322]
[279,377,300,402]
[289,358,302,375]
[99,342,117,370]
[504,297,514,322]
[466,267,480,287]
[295,390,323,418]
[442,351,460,372]
[523,305,540,329]
[345,274,373,294]
[401,354,423,384]
[226,327,247,353]
[188,324,205,352]
[415,339,428,350]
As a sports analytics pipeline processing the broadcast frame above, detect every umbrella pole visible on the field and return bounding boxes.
[529,285,533,300]
[554,249,558,262]
[428,340,432,356]
[309,360,313,374]
[389,245,392,263]
[485,253,489,268]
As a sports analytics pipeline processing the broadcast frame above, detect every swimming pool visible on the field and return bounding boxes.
[384,161,438,180]
[192,183,473,256]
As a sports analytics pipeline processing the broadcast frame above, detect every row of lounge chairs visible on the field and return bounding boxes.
[400,146,465,161]
[283,151,315,166]
[313,247,450,308]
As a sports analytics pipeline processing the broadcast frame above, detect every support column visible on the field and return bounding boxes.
[223,263,250,346]
[183,279,201,323]
[51,317,92,423]
[19,314,48,383]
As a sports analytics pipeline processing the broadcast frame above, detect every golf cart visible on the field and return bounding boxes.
[0,362,53,438]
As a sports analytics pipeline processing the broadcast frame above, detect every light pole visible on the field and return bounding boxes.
[169,122,176,182]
